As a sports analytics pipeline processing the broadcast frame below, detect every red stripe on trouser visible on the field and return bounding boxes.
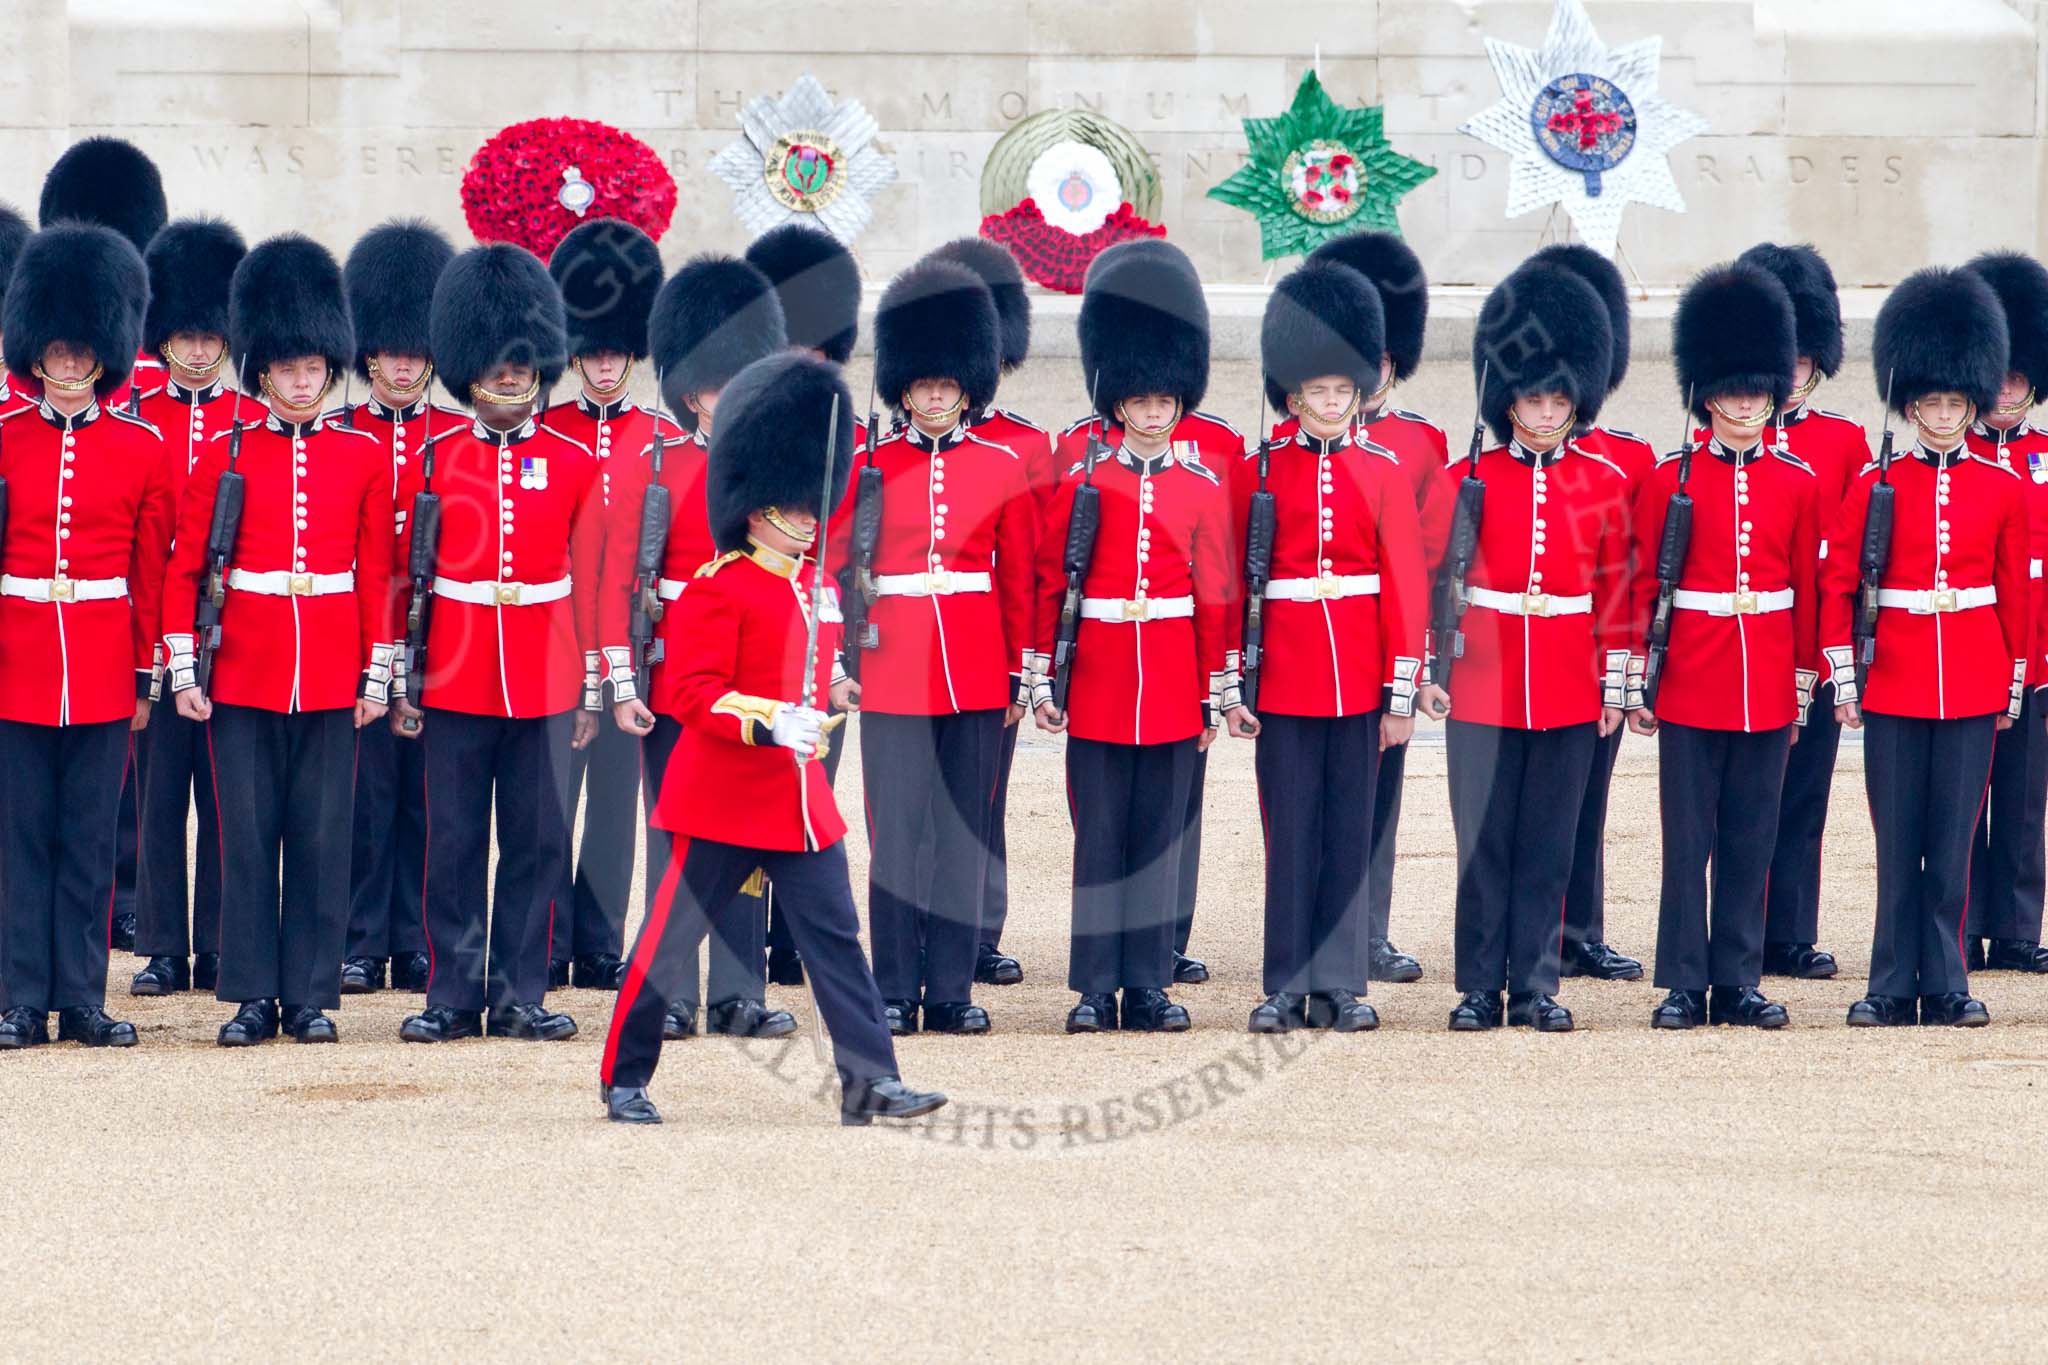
[602,835,688,1085]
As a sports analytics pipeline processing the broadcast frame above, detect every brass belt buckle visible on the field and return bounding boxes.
[1931,588,1958,613]
[1521,591,1552,617]
[925,569,951,594]
[288,572,315,596]
[1314,574,1341,599]
[1732,591,1758,614]
[496,583,522,606]
[1122,595,1149,621]
[48,576,74,602]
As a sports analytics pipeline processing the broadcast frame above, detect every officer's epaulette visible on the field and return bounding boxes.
[979,406,1045,434]
[0,400,33,425]
[1572,445,1626,479]
[134,384,166,404]
[107,407,162,439]
[1187,409,1243,438]
[1970,453,2022,479]
[1060,414,1098,438]
[1813,408,1861,427]
[695,548,744,578]
[1384,408,1448,440]
[1357,434,1399,463]
[961,430,1020,460]
[1065,457,1090,478]
[1770,446,1814,475]
[537,422,594,456]
[1173,446,1219,483]
[325,422,378,442]
[420,423,464,448]
[1599,426,1641,442]
[1654,448,1687,467]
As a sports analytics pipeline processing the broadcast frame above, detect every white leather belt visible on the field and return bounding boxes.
[1080,594,1194,623]
[433,575,572,607]
[1265,573,1380,602]
[874,570,992,597]
[1672,587,1794,616]
[657,577,687,601]
[1876,586,1996,614]
[1466,586,1593,617]
[0,573,127,603]
[226,568,355,597]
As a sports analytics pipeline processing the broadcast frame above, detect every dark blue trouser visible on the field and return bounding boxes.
[345,719,427,960]
[642,715,765,1012]
[1765,681,1843,945]
[1864,711,1995,999]
[136,704,222,959]
[1653,722,1791,991]
[1968,690,2048,942]
[0,718,127,1012]
[1065,736,1198,994]
[552,708,639,963]
[1256,711,1381,995]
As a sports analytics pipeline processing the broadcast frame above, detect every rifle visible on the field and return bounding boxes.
[795,390,842,767]
[1428,360,1488,691]
[839,368,884,682]
[627,374,676,684]
[1239,385,1277,713]
[400,408,443,722]
[1050,373,1110,714]
[193,365,250,694]
[1852,371,1897,700]
[1640,389,1697,712]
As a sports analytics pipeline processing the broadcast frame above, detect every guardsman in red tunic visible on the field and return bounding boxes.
[127,217,243,999]
[337,217,457,996]
[0,223,172,1049]
[1236,259,1424,1034]
[543,218,665,993]
[162,234,395,1047]
[1034,241,1241,1033]
[605,252,796,1042]
[927,236,1051,989]
[1629,264,1820,1029]
[1824,268,2031,1028]
[1740,242,1866,981]
[1303,229,1442,985]
[599,351,946,1129]
[1419,262,1630,1034]
[827,259,1034,1036]
[1961,251,2048,974]
[1523,244,1653,984]
[389,244,600,1045]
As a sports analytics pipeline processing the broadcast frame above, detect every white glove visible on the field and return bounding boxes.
[769,705,827,757]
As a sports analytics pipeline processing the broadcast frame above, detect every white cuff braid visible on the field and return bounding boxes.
[149,641,165,703]
[164,633,198,694]
[1823,645,1857,706]
[1601,650,1630,709]
[1385,656,1420,718]
[391,647,410,700]
[1794,669,1818,727]
[363,643,396,706]
[603,646,638,704]
[2009,659,2028,721]
[1623,654,1648,712]
[583,649,603,712]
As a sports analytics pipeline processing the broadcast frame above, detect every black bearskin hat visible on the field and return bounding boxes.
[228,234,354,394]
[1472,262,1613,443]
[1529,242,1630,393]
[745,224,860,364]
[39,137,168,255]
[650,255,788,433]
[1673,263,1797,421]
[3,224,148,398]
[0,203,31,316]
[429,243,568,404]
[344,219,455,380]
[928,236,1030,373]
[1078,238,1209,420]
[549,217,663,362]
[1964,251,2048,402]
[1261,261,1386,413]
[874,258,1000,416]
[1873,267,2009,416]
[706,351,857,553]
[1736,242,1844,379]
[1306,230,1428,382]
[143,218,246,355]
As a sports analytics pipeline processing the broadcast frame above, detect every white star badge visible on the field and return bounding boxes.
[1459,0,1707,256]
[707,72,898,247]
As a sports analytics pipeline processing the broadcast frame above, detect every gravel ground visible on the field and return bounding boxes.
[6,356,2042,1360]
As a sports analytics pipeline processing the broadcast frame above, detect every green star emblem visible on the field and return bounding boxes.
[1209,71,1438,260]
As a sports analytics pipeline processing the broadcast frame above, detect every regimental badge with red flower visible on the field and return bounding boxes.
[461,117,677,259]
[1208,71,1437,261]
[977,109,1165,294]
[707,73,898,246]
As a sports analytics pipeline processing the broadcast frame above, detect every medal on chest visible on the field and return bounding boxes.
[520,455,548,490]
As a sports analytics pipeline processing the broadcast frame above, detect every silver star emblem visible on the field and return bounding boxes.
[1459,0,1706,256]
[707,72,898,246]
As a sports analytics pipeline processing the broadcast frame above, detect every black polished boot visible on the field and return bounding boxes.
[1709,986,1789,1029]
[1506,992,1574,1031]
[1447,991,1503,1031]
[1171,952,1209,985]
[1650,989,1705,1029]
[110,912,137,952]
[339,957,385,994]
[1845,995,1915,1027]
[922,1001,992,1035]
[282,1005,339,1043]
[882,999,919,1036]
[1120,987,1190,1032]
[389,952,430,992]
[399,1005,483,1043]
[0,1007,49,1049]
[604,1083,661,1124]
[1561,941,1642,981]
[706,998,798,1039]
[57,1006,138,1048]
[486,1002,578,1040]
[129,955,189,996]
[1065,993,1117,1033]
[1304,989,1379,1032]
[1985,939,2048,973]
[217,999,279,1047]
[1246,991,1304,1034]
[974,943,1023,986]
[1367,938,1423,983]
[572,954,627,991]
[1762,942,1838,979]
[1918,992,1991,1027]
[662,1006,696,1040]
[840,1076,948,1126]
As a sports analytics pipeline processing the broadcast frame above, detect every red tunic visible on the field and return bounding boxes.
[136,377,246,514]
[1778,403,1870,559]
[0,398,175,725]
[1430,439,1633,730]
[1629,440,1821,732]
[1820,446,2030,720]
[392,415,602,718]
[163,412,395,713]
[649,543,847,853]
[339,395,467,506]
[1035,439,1234,745]
[972,404,1058,515]
[597,426,711,718]
[1229,427,1425,717]
[1966,420,2048,676]
[827,422,1036,715]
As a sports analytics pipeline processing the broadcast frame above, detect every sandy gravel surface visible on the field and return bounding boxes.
[7,358,2045,1360]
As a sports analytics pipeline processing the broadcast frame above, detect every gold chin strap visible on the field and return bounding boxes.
[761,505,816,546]
[1364,369,1396,410]
[1708,397,1775,430]
[1788,369,1820,407]
[1910,399,1975,441]
[910,390,967,426]
[1115,398,1183,439]
[471,376,542,408]
[1997,386,2037,416]
[574,355,634,397]
[1509,406,1575,442]
[259,371,335,414]
[33,362,103,393]
[368,356,434,399]
[162,344,228,381]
